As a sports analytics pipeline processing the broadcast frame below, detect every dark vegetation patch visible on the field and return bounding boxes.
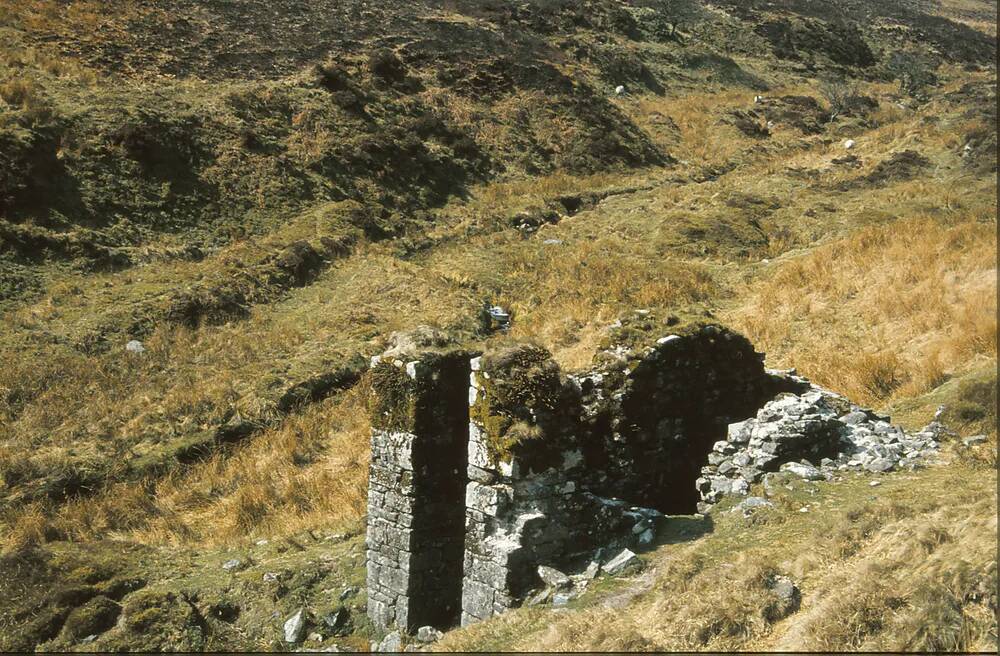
[0,220,133,270]
[0,544,149,652]
[836,150,932,190]
[450,0,641,39]
[564,38,666,94]
[754,17,876,69]
[57,595,121,642]
[164,234,355,330]
[709,0,996,66]
[102,589,207,651]
[819,78,879,120]
[762,95,831,134]
[725,109,771,138]
[680,52,770,90]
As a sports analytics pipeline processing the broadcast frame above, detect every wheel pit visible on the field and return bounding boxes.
[365,322,802,633]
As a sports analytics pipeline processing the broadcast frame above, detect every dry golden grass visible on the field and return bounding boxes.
[934,0,999,36]
[0,0,136,36]
[627,88,752,165]
[727,212,997,405]
[1,383,370,550]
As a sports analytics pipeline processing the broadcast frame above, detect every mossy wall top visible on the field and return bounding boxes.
[470,344,582,469]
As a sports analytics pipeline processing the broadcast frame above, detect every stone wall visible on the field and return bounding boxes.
[572,324,803,513]
[365,350,471,633]
[461,351,640,624]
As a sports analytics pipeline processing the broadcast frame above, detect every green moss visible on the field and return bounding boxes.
[60,595,120,641]
[110,589,205,652]
[471,345,562,464]
[367,361,417,432]
[596,308,716,355]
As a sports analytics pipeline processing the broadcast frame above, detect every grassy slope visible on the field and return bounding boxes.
[0,0,996,651]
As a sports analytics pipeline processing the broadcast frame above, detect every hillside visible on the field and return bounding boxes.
[0,0,996,652]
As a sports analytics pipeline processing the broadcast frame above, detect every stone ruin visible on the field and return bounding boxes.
[363,319,941,635]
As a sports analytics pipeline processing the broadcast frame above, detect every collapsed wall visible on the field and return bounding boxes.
[572,324,803,513]
[462,345,642,624]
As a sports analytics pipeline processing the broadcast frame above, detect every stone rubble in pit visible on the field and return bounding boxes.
[695,371,943,511]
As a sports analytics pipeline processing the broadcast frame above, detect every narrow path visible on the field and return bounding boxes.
[599,565,660,610]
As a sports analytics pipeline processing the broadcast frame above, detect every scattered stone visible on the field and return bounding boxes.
[416,626,443,643]
[263,572,279,583]
[308,633,324,643]
[698,383,941,508]
[840,410,868,425]
[543,239,563,245]
[963,435,988,447]
[869,480,881,487]
[764,575,801,621]
[256,538,269,546]
[864,457,893,473]
[552,591,575,606]
[537,565,571,590]
[615,84,625,96]
[222,558,243,571]
[762,473,782,497]
[732,496,774,517]
[81,635,98,645]
[602,549,640,576]
[322,608,349,635]
[781,462,824,481]
[375,631,402,652]
[125,340,145,353]
[526,589,551,606]
[339,586,359,601]
[284,609,307,644]
[844,139,856,150]
[486,305,510,332]
[580,561,600,581]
